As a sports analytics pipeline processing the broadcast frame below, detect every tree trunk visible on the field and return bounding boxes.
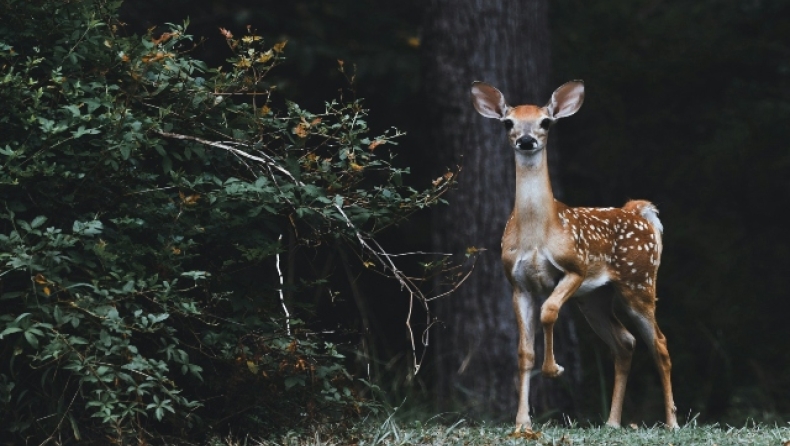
[422,0,580,421]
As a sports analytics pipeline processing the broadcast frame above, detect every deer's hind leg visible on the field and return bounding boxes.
[578,288,636,428]
[619,287,679,429]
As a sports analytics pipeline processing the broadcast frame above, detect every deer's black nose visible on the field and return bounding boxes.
[515,136,537,150]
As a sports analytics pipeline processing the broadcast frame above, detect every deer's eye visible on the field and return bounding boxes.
[540,118,553,130]
[503,119,514,131]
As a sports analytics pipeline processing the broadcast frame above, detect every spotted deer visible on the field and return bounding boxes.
[470,80,679,432]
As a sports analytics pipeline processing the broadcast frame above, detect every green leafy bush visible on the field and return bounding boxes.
[0,0,455,442]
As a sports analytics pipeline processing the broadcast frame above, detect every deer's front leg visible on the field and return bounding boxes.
[513,288,536,433]
[540,272,583,378]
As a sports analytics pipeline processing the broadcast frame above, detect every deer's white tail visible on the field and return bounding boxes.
[624,200,663,257]
[624,200,663,233]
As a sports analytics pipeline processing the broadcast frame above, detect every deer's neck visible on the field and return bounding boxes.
[512,150,558,243]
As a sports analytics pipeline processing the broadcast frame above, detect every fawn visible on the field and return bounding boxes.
[471,80,678,431]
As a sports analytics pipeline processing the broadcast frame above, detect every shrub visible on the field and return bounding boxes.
[0,0,455,442]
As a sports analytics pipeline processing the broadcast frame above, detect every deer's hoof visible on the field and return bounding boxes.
[542,363,564,378]
[510,424,541,439]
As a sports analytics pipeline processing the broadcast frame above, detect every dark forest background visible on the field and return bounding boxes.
[118,0,790,425]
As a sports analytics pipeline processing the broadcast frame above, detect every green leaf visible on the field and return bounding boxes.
[30,215,47,228]
[284,375,305,390]
[0,327,23,338]
[24,330,39,348]
[73,220,103,236]
[63,104,82,117]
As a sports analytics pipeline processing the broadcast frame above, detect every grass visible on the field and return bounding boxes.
[209,417,790,446]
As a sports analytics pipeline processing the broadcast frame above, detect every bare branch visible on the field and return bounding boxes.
[332,203,474,373]
[153,130,303,186]
[276,234,291,336]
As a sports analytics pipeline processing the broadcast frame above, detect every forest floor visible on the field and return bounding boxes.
[210,419,790,445]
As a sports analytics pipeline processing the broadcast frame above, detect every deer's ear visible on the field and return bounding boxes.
[547,81,584,119]
[471,82,509,119]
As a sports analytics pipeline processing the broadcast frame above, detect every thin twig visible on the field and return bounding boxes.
[37,381,83,446]
[331,203,456,373]
[276,234,291,336]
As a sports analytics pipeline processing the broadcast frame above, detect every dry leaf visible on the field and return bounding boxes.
[234,57,252,68]
[141,52,167,64]
[43,286,51,296]
[256,50,273,64]
[182,194,200,206]
[362,261,375,269]
[350,162,364,172]
[508,429,542,440]
[406,36,420,48]
[295,358,307,371]
[219,27,233,39]
[171,247,181,255]
[179,191,200,205]
[152,32,173,45]
[368,139,386,151]
[260,105,271,115]
[34,273,48,284]
[273,41,288,53]
[293,122,309,138]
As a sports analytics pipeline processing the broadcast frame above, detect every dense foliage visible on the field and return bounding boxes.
[0,0,455,442]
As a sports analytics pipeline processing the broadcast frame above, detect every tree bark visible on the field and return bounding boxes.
[422,0,580,421]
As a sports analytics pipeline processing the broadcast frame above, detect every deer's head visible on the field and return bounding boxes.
[471,81,584,154]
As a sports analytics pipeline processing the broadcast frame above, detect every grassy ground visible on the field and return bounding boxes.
[210,419,790,446]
